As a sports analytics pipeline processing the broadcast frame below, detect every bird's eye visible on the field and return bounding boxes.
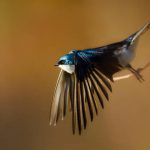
[59,60,65,64]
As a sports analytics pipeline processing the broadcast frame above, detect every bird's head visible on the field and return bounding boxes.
[55,52,75,74]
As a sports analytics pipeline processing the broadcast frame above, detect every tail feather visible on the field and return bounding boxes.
[128,22,150,44]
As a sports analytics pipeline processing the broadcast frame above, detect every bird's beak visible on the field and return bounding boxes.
[131,22,150,44]
[54,64,59,66]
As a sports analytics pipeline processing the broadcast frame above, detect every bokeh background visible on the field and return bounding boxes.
[0,0,150,150]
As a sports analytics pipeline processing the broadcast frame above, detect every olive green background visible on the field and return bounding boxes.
[0,0,150,150]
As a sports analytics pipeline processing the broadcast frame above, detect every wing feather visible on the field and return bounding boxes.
[63,74,70,117]
[83,77,94,121]
[86,74,98,114]
[50,70,65,125]
[71,73,76,134]
[79,80,87,129]
[76,75,82,134]
[50,50,113,134]
[91,70,109,101]
[87,70,104,108]
[93,68,112,92]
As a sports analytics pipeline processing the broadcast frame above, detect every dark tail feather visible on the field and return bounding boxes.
[127,22,150,44]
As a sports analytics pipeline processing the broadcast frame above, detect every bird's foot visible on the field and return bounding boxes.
[127,65,144,82]
[132,69,144,82]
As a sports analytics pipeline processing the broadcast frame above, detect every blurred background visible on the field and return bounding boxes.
[0,0,150,150]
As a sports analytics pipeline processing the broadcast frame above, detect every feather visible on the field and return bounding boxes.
[88,70,104,108]
[86,74,98,114]
[83,77,94,121]
[50,70,65,125]
[63,73,70,117]
[93,68,112,92]
[89,69,104,108]
[70,73,76,134]
[79,80,87,129]
[76,76,82,134]
[91,70,109,100]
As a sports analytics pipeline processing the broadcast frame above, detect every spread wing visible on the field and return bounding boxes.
[50,22,150,134]
[50,51,113,134]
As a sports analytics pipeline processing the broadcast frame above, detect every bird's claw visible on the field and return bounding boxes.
[133,70,144,82]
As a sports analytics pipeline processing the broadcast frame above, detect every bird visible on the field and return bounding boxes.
[50,22,150,134]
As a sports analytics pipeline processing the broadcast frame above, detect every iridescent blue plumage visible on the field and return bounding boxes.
[58,52,75,65]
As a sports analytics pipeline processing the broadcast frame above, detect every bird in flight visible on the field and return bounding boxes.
[50,22,150,134]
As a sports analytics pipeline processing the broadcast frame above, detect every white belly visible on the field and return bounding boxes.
[114,46,135,67]
[58,65,75,74]
[118,48,135,66]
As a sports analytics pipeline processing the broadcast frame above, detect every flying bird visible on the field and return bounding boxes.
[50,22,150,134]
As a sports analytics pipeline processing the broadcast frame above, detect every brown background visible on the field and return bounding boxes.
[0,0,150,150]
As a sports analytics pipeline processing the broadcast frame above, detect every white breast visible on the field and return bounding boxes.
[58,65,75,74]
[118,48,135,66]
[114,45,135,67]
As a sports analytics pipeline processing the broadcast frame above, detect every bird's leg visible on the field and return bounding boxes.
[126,64,144,82]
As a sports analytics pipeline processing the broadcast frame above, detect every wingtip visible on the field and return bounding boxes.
[106,96,109,101]
[79,131,82,135]
[49,119,57,126]
[49,119,52,126]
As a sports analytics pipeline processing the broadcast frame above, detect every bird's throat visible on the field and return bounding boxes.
[58,65,75,74]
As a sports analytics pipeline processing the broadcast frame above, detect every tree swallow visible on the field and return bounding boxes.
[50,22,150,134]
